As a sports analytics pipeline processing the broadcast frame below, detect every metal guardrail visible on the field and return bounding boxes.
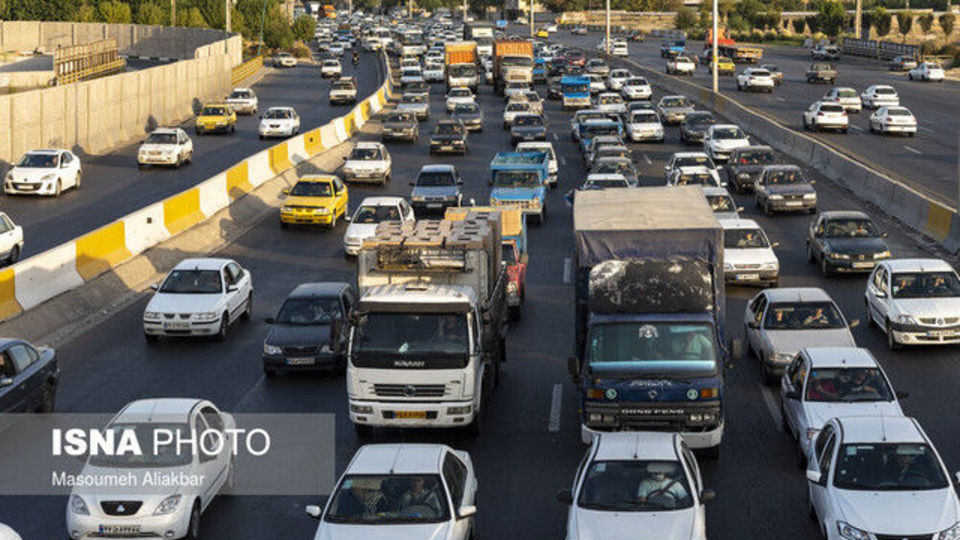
[842,37,920,60]
[56,58,126,85]
[230,55,263,86]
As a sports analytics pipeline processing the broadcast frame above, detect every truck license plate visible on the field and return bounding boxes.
[286,357,315,366]
[396,411,427,419]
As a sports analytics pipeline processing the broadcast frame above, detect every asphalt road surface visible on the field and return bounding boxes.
[2,48,382,259]
[1,47,958,540]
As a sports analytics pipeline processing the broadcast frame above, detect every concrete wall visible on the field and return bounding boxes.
[560,11,677,31]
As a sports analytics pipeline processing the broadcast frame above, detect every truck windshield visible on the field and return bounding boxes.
[354,313,469,356]
[588,323,716,364]
[494,171,541,188]
[449,65,476,77]
[502,56,533,67]
[562,83,589,93]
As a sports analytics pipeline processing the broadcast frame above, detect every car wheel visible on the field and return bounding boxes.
[796,442,807,470]
[866,300,877,327]
[807,243,816,263]
[908,73,913,80]
[38,383,56,413]
[886,320,902,351]
[280,221,289,230]
[764,201,773,216]
[264,368,277,378]
[54,179,62,197]
[185,502,201,540]
[241,294,252,320]
[144,332,159,344]
[74,171,82,189]
[6,244,19,265]
[215,314,228,342]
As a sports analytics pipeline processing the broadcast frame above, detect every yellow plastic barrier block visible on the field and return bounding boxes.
[344,112,357,135]
[0,268,21,320]
[304,128,324,156]
[226,161,252,201]
[360,100,371,121]
[269,143,292,174]
[164,189,204,235]
[75,222,133,281]
[925,203,952,241]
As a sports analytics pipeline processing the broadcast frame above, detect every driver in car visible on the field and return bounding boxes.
[635,465,687,504]
[399,476,442,515]
[838,369,880,397]
[802,308,829,327]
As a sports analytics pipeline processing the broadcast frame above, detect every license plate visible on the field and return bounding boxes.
[852,262,874,269]
[927,331,955,338]
[286,357,315,366]
[99,525,141,534]
[440,146,452,150]
[427,203,442,209]
[785,201,803,207]
[163,322,189,330]
[395,411,427,419]
[736,274,759,281]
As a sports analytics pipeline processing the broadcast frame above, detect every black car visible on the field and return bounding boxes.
[451,103,484,132]
[381,111,419,142]
[806,211,891,276]
[0,338,58,412]
[806,62,837,84]
[263,282,356,376]
[510,114,547,145]
[548,58,568,77]
[679,111,717,145]
[547,76,563,100]
[430,119,468,155]
[725,145,778,193]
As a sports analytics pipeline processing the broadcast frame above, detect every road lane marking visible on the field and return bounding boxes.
[849,125,863,132]
[776,96,786,102]
[563,257,572,283]
[904,145,922,155]
[759,384,783,432]
[560,156,566,167]
[918,126,934,134]
[548,384,563,432]
[643,154,652,164]
[552,132,559,141]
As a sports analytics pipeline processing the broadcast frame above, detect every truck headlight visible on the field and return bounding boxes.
[837,521,869,540]
[70,495,89,515]
[350,404,373,414]
[153,494,181,515]
[263,343,282,355]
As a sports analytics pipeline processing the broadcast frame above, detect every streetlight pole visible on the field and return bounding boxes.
[855,0,862,38]
[712,0,718,94]
[605,0,611,55]
[225,0,231,33]
[530,0,535,38]
[257,0,267,57]
[171,0,176,26]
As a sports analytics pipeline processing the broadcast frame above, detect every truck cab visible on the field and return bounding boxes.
[489,152,550,225]
[561,75,591,111]
[569,187,729,458]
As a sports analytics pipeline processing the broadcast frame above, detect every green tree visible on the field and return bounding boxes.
[940,13,956,37]
[292,14,314,42]
[792,18,806,33]
[918,12,934,33]
[136,2,167,25]
[896,10,913,39]
[177,6,208,27]
[874,7,892,36]
[675,6,698,30]
[97,0,132,23]
[813,0,845,37]
[261,3,294,48]
[77,2,97,21]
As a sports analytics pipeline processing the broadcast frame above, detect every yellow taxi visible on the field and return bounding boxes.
[195,103,237,134]
[712,56,735,76]
[536,29,549,39]
[280,175,349,229]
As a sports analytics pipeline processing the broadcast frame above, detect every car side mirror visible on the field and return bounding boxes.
[881,232,889,238]
[556,489,573,505]
[849,318,860,328]
[282,188,290,195]
[567,356,581,383]
[784,389,801,400]
[807,469,826,486]
[736,206,744,212]
[954,471,960,486]
[457,504,477,519]
[874,290,887,299]
[305,505,322,519]
[409,182,416,186]
[771,241,781,248]
[344,215,352,222]
[227,285,239,293]
[264,317,275,324]
[747,320,759,329]
[150,283,160,291]
[699,489,716,503]
[0,377,13,388]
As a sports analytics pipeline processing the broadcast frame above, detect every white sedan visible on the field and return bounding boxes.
[736,67,775,92]
[702,124,751,162]
[869,106,917,136]
[259,107,300,139]
[138,127,194,168]
[721,218,779,287]
[502,101,533,128]
[620,77,652,101]
[781,347,904,467]
[341,141,392,185]
[142,258,253,342]
[860,84,899,109]
[4,149,82,197]
[666,56,696,75]
[320,59,342,78]
[558,431,713,540]
[624,110,665,142]
[594,92,626,115]
[909,61,945,81]
[0,211,23,265]
[822,87,862,113]
[803,101,848,133]
[445,87,476,113]
[66,398,235,540]
[225,87,258,115]
[606,69,632,91]
[343,196,415,256]
[307,444,478,540]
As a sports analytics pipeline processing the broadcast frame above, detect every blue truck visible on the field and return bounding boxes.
[568,186,732,458]
[561,75,591,110]
[660,39,686,58]
[489,152,550,225]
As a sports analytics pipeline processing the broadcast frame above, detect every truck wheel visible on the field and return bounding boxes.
[466,405,482,436]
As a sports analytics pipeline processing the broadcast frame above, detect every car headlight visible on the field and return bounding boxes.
[41,173,56,182]
[506,281,518,293]
[153,494,181,515]
[195,312,219,322]
[723,262,734,271]
[803,193,817,199]
[898,314,918,325]
[70,494,89,515]
[316,207,331,214]
[411,196,426,202]
[874,250,891,259]
[263,343,282,355]
[4,171,13,181]
[938,522,960,540]
[737,173,751,180]
[760,261,779,270]
[830,253,851,260]
[837,521,869,540]
[773,352,794,363]
[768,194,784,200]
[144,311,161,320]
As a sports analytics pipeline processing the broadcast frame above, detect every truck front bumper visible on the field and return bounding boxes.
[581,421,723,449]
[349,399,477,428]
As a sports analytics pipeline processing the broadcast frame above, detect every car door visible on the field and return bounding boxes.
[7,343,43,410]
[0,347,28,412]
[0,215,13,259]
[745,293,767,353]
[680,443,708,536]
[783,355,809,438]
[198,406,232,500]
[866,265,890,324]
[804,103,817,125]
[226,262,250,319]
[221,265,242,322]
[333,178,348,216]
[442,452,473,540]
[808,216,826,259]
[189,412,217,510]
[808,425,837,522]
[382,146,392,174]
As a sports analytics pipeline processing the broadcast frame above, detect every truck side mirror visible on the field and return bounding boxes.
[784,389,800,400]
[567,356,581,383]
[699,489,716,503]
[556,489,573,504]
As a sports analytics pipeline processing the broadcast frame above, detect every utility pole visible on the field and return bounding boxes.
[257,0,267,56]
[605,0,611,55]
[711,0,718,93]
[225,0,231,33]
[530,0,535,38]
[171,0,176,26]
[409,0,413,19]
[855,0,862,38]
[463,0,467,21]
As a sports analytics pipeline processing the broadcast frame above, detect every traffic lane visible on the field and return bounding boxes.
[3,50,381,258]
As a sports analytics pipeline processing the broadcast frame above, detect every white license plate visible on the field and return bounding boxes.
[99,525,141,534]
[736,274,759,281]
[427,203,442,209]
[286,357,315,366]
[784,201,803,207]
[852,262,874,269]
[163,322,189,330]
[440,146,452,150]
[927,331,956,338]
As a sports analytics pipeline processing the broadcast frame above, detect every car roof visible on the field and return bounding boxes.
[593,432,679,461]
[803,347,878,369]
[719,218,762,230]
[173,258,231,271]
[763,287,833,303]
[354,142,384,150]
[819,210,871,221]
[836,416,925,445]
[699,186,731,197]
[733,145,773,154]
[357,196,404,207]
[266,106,294,112]
[149,128,180,135]
[288,282,351,299]
[883,258,954,273]
[297,174,338,183]
[26,149,61,155]
[115,398,203,424]
[420,164,456,173]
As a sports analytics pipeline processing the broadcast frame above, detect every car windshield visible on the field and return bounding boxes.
[454,104,480,114]
[507,103,531,112]
[735,150,775,165]
[324,474,451,524]
[836,89,857,97]
[349,147,382,160]
[201,107,226,116]
[502,56,533,67]
[875,87,896,95]
[685,113,715,127]
[332,82,354,90]
[725,228,768,248]
[145,133,177,145]
[584,124,619,137]
[594,160,634,175]
[675,173,715,186]
[228,90,252,99]
[501,243,517,264]
[449,89,471,98]
[823,218,879,238]
[324,61,339,66]
[578,460,693,512]
[833,444,948,491]
[661,97,689,108]
[675,156,714,169]
[588,322,717,363]
[804,367,893,402]
[763,302,845,330]
[276,297,340,325]
[708,195,736,213]
[576,112,605,123]
[812,63,833,70]
[402,95,426,104]
[494,171,540,188]
[436,123,464,135]
[584,178,628,189]
[750,70,771,77]
[626,78,648,86]
[764,169,806,185]
[449,64,475,77]
[354,313,468,355]
[290,181,333,197]
[264,109,292,119]
[515,116,543,127]
[712,127,745,140]
[886,108,911,116]
[159,269,221,294]
[891,271,960,299]
[820,104,844,113]
[88,424,192,468]
[599,95,622,104]
[631,112,658,123]
[353,205,401,224]
[417,172,456,186]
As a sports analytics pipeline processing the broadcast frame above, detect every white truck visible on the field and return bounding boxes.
[348,214,509,436]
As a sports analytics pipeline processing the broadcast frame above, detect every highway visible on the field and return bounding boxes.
[2,45,958,539]
[1,48,382,259]
[557,30,960,206]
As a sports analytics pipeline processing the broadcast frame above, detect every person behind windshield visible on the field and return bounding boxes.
[802,308,829,327]
[737,232,756,247]
[893,452,928,484]
[837,369,880,397]
[399,477,442,515]
[807,374,839,401]
[436,315,464,343]
[336,477,389,517]
[636,465,687,504]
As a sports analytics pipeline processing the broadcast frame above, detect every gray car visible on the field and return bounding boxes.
[725,145,778,193]
[744,287,856,383]
[430,119,468,155]
[451,103,484,132]
[396,93,430,121]
[806,211,891,275]
[754,164,816,215]
[410,164,464,215]
[585,58,610,77]
[590,156,639,187]
[510,114,547,145]
[657,95,695,125]
[381,111,419,142]
[679,111,717,145]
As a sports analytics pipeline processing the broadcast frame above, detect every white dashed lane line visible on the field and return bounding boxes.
[548,384,563,432]
[904,145,922,155]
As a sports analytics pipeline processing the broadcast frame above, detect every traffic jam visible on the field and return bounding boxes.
[2,7,959,540]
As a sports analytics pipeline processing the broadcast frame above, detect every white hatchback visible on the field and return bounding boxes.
[860,84,899,109]
[143,258,253,342]
[445,87,476,112]
[343,196,415,256]
[625,110,664,142]
[4,149,82,197]
[0,212,23,265]
[620,77,652,100]
[869,105,917,136]
[321,59,342,77]
[736,67,775,92]
[721,218,779,287]
[909,61,945,81]
[258,106,300,139]
[703,124,751,162]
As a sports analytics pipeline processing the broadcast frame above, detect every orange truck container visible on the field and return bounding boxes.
[445,41,478,66]
[493,39,534,93]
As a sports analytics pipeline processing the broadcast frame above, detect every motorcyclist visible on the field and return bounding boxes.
[352,51,359,66]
